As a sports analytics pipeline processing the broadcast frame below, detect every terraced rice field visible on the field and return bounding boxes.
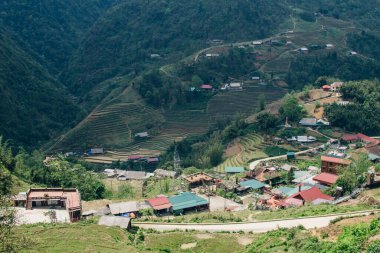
[82,108,212,162]
[207,84,286,119]
[53,101,165,152]
[214,133,269,172]
[261,52,294,73]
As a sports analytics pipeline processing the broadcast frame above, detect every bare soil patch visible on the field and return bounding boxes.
[237,237,254,246]
[225,138,242,157]
[196,234,214,239]
[181,242,197,249]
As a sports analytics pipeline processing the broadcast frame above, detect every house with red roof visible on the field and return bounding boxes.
[322,85,331,91]
[342,133,380,147]
[313,172,339,186]
[200,84,213,90]
[146,196,172,214]
[288,186,334,205]
[321,155,351,174]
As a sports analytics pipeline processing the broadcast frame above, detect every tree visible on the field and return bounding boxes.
[208,144,224,167]
[279,94,306,122]
[191,75,204,86]
[0,163,25,252]
[256,113,278,131]
[335,169,358,194]
[287,167,295,183]
[258,94,266,111]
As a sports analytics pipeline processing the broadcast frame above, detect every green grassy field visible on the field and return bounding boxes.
[16,223,254,253]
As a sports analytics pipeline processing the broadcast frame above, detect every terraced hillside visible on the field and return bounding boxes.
[51,16,363,158]
[207,84,286,119]
[49,88,165,152]
[214,133,269,172]
[52,87,212,158]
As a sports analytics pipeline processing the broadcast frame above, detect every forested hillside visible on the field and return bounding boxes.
[0,0,117,147]
[0,0,117,75]
[62,0,290,96]
[0,29,81,147]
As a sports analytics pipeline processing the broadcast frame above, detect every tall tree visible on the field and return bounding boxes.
[279,94,306,122]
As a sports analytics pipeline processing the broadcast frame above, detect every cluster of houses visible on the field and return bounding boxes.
[103,168,176,181]
[191,82,244,93]
[322,81,345,93]
[105,191,209,219]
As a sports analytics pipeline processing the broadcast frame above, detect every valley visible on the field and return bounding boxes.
[2,2,380,253]
[49,15,362,161]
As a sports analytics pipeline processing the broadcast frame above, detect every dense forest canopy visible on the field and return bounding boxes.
[325,80,380,134]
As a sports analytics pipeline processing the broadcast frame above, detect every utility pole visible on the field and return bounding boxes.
[173,143,182,191]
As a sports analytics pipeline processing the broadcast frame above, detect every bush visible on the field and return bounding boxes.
[367,240,380,253]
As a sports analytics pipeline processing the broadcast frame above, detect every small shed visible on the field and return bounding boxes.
[134,132,149,138]
[299,118,317,127]
[88,148,104,155]
[287,152,296,160]
[200,84,213,90]
[322,85,331,91]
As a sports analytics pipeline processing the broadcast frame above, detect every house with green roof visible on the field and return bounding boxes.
[225,166,245,174]
[239,179,266,192]
[168,192,209,215]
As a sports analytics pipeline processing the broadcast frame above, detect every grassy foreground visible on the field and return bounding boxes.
[16,223,253,253]
[137,202,378,224]
[16,214,380,253]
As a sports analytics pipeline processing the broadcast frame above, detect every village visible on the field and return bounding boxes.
[11,80,380,231]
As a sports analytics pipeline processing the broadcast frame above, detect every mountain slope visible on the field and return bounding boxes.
[62,0,291,97]
[0,29,81,147]
[0,0,117,75]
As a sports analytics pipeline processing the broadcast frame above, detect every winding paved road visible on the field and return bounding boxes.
[136,211,376,233]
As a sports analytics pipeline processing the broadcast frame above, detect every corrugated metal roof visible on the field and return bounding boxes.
[146,196,172,210]
[98,216,131,229]
[239,179,266,190]
[321,156,351,165]
[225,166,245,173]
[289,186,334,202]
[169,192,208,211]
[299,118,317,126]
[313,172,339,185]
[108,201,139,215]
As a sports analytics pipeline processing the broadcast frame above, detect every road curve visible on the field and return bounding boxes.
[135,211,375,233]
